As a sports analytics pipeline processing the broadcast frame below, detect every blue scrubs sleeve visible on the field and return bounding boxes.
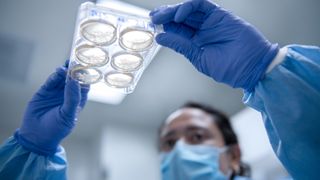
[0,136,67,180]
[243,45,320,180]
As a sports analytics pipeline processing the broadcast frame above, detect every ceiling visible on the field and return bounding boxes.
[0,0,319,139]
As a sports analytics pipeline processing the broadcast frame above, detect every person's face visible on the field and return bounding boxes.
[159,108,240,175]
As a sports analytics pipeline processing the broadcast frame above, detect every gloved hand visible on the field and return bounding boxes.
[15,62,90,156]
[150,0,279,91]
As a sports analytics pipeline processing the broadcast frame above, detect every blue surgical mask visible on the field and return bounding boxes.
[160,141,228,180]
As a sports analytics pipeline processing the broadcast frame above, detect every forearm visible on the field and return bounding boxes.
[243,45,320,179]
[0,136,67,180]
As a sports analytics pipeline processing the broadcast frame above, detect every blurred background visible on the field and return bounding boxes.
[0,0,319,180]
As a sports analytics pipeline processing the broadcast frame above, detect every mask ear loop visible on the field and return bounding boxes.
[219,146,228,153]
[223,145,242,179]
[219,145,236,179]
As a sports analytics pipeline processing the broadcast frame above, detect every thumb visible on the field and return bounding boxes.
[41,67,67,91]
[79,85,90,109]
[156,32,200,63]
[60,78,81,121]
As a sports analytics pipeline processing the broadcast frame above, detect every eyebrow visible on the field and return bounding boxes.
[161,125,209,139]
[161,130,177,139]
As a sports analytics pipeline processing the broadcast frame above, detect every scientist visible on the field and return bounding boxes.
[159,102,251,179]
[0,0,319,179]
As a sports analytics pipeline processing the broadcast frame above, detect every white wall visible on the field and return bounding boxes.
[231,108,289,180]
[62,134,103,180]
[100,124,161,180]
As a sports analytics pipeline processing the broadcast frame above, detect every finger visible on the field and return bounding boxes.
[151,4,180,24]
[174,1,193,23]
[175,0,217,23]
[163,22,195,38]
[64,60,70,68]
[193,11,241,46]
[149,5,168,16]
[60,78,81,120]
[183,11,206,29]
[156,32,201,63]
[41,66,67,91]
[79,85,90,109]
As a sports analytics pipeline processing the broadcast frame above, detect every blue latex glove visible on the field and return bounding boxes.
[15,62,90,156]
[150,0,279,91]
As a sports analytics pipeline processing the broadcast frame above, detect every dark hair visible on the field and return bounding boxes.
[182,102,238,146]
[159,102,251,178]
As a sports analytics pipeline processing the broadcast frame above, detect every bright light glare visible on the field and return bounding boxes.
[88,83,126,105]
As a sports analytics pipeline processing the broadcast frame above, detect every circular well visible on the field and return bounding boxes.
[80,20,116,45]
[104,72,133,88]
[111,52,143,72]
[75,45,109,66]
[70,65,102,84]
[119,28,154,51]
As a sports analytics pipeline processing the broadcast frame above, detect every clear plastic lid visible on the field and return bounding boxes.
[69,2,162,94]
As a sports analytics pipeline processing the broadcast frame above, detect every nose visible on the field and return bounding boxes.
[173,138,188,148]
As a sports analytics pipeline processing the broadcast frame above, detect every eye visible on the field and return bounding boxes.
[187,131,205,144]
[161,138,176,151]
